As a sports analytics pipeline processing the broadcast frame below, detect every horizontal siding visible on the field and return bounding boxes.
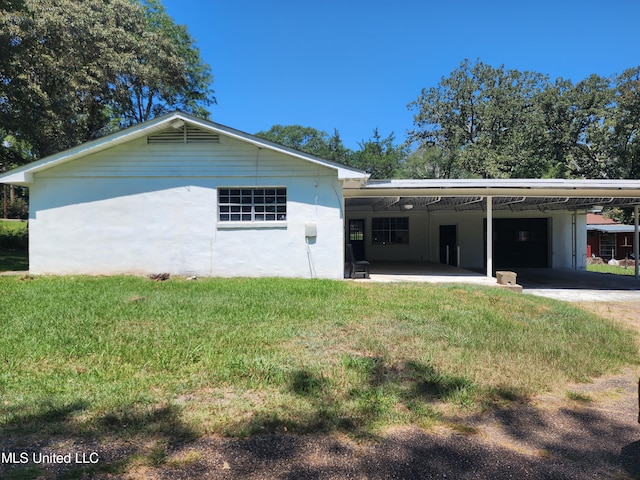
[39,136,336,178]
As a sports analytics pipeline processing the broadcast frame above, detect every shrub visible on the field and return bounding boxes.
[7,197,28,220]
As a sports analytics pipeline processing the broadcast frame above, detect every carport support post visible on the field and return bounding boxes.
[634,205,639,280]
[486,196,493,278]
[571,211,577,270]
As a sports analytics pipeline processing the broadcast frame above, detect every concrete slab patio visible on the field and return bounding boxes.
[366,261,496,286]
[356,261,640,302]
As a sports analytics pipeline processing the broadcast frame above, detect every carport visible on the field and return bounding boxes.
[343,179,640,280]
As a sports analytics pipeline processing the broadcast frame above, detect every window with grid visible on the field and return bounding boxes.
[371,217,409,245]
[218,188,287,222]
[599,233,615,259]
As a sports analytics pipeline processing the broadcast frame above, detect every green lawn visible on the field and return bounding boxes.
[0,220,28,272]
[587,263,638,276]
[0,249,28,271]
[0,219,26,230]
[0,276,637,476]
[0,218,28,237]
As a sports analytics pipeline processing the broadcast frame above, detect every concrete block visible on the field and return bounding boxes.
[496,271,517,285]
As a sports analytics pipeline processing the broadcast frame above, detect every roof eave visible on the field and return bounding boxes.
[0,113,179,185]
[0,112,369,184]
[344,178,640,198]
[0,171,32,186]
[587,225,637,233]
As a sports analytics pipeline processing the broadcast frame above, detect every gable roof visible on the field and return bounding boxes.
[0,111,370,186]
[586,213,617,225]
[587,213,637,233]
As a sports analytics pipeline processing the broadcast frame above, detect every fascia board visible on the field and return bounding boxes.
[587,225,637,233]
[0,114,178,185]
[344,179,640,198]
[0,112,370,185]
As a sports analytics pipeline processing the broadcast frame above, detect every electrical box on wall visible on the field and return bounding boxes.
[305,223,317,238]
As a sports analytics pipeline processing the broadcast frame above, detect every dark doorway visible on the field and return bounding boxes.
[439,225,458,266]
[348,219,366,261]
[485,218,550,268]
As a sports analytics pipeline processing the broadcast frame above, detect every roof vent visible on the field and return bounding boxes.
[148,125,220,144]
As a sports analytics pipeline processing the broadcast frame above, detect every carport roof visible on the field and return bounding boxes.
[344,179,640,212]
[587,225,638,233]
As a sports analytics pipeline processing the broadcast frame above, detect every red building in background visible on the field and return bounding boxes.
[587,213,636,261]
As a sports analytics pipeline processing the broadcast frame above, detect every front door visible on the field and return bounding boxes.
[439,225,458,266]
[348,219,366,261]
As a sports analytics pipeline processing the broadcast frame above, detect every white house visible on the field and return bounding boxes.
[1,111,639,279]
[0,112,368,278]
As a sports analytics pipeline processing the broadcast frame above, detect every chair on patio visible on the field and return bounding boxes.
[346,243,370,279]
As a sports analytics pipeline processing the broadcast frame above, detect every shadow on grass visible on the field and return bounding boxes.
[3,358,638,479]
[0,248,28,272]
[0,400,198,479]
[235,356,524,439]
[200,357,640,479]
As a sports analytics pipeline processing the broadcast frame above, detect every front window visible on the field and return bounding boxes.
[372,217,409,245]
[218,188,286,222]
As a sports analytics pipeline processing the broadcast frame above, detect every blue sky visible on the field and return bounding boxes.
[161,0,639,149]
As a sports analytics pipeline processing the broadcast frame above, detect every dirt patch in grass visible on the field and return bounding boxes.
[578,302,640,336]
[453,300,640,471]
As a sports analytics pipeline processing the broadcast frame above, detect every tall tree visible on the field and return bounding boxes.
[1,0,115,160]
[0,0,215,164]
[608,66,640,179]
[112,0,214,127]
[324,129,352,165]
[397,145,447,179]
[408,59,550,178]
[255,124,408,178]
[255,125,351,163]
[536,75,613,178]
[350,129,407,179]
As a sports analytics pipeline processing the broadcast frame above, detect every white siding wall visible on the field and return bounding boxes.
[30,136,345,278]
[346,209,584,270]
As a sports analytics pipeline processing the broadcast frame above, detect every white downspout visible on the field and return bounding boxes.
[634,205,639,280]
[572,211,577,270]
